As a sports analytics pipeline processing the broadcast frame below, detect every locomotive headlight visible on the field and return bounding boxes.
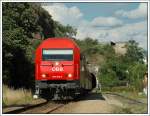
[68,73,72,78]
[41,74,46,78]
[55,62,59,66]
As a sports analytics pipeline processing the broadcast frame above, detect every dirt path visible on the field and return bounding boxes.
[51,93,122,113]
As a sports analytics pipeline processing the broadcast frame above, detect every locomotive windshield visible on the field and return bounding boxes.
[42,49,73,61]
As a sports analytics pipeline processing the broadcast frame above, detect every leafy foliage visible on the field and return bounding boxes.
[75,37,99,56]
[124,40,145,64]
[54,21,77,38]
[127,63,147,91]
[99,40,147,91]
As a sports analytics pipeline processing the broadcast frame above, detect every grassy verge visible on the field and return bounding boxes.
[3,85,33,107]
[113,103,147,114]
[102,86,147,100]
[101,86,148,114]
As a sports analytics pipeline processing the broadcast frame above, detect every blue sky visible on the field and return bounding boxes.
[65,3,146,24]
[42,2,148,50]
[66,3,139,20]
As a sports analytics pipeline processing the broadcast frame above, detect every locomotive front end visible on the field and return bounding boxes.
[34,38,80,100]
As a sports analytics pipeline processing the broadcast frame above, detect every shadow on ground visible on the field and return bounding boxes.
[77,92,105,101]
[53,92,105,103]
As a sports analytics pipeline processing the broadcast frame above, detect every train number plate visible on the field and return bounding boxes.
[52,75,62,78]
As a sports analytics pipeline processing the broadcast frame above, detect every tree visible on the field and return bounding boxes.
[125,40,145,64]
[54,21,77,38]
[2,3,42,88]
[99,40,147,92]
[35,5,55,38]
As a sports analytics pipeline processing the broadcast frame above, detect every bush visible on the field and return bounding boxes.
[128,63,147,92]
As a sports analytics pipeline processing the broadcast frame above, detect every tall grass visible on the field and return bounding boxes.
[3,85,33,107]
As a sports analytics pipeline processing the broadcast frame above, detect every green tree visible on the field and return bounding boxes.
[2,3,42,88]
[125,40,145,64]
[35,5,55,38]
[54,21,77,38]
[99,40,147,92]
[75,37,99,55]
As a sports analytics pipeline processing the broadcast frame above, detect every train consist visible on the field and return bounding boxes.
[34,38,96,100]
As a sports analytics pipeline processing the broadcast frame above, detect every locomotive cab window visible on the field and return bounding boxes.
[42,49,73,61]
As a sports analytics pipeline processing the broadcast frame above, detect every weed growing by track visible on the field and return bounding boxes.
[3,85,33,107]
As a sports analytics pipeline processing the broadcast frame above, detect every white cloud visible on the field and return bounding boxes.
[115,3,147,19]
[76,21,147,49]
[42,3,147,50]
[91,17,123,27]
[42,3,83,26]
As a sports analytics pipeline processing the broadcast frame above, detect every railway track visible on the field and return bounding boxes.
[3,101,68,114]
[3,100,47,114]
[103,92,147,105]
[3,92,147,114]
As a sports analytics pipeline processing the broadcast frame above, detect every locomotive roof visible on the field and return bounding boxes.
[38,38,80,49]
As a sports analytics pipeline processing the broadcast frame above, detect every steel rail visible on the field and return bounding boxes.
[4,101,68,114]
[3,101,48,114]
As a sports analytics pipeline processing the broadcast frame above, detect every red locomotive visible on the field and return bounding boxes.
[34,38,96,100]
